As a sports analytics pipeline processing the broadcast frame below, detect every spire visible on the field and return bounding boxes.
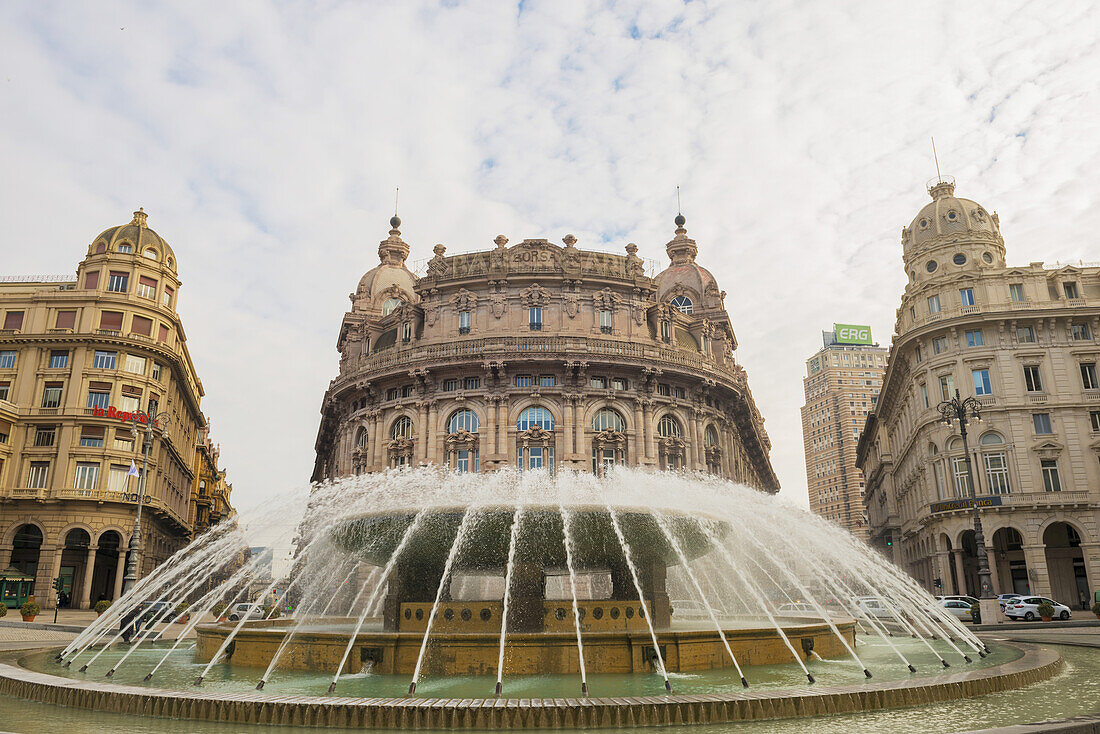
[666,209,697,265]
[378,201,409,267]
[926,138,956,200]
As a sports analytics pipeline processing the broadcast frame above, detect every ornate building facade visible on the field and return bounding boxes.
[856,179,1100,609]
[313,214,778,492]
[0,210,233,608]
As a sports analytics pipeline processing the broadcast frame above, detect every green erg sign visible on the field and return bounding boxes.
[834,323,873,345]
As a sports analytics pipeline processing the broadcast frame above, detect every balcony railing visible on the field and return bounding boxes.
[998,490,1092,507]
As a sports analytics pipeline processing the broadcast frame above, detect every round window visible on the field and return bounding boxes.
[953,253,967,265]
[982,252,993,263]
[919,219,929,229]
[926,261,938,273]
[947,211,958,221]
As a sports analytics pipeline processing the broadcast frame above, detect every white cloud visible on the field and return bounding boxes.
[1,0,1096,510]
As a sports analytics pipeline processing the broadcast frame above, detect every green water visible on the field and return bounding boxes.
[1,643,1096,732]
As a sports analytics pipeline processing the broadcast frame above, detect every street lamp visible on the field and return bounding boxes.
[938,389,997,637]
[121,410,172,596]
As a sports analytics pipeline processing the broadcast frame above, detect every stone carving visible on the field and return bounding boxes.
[593,287,622,310]
[424,304,439,326]
[490,235,508,272]
[490,292,506,318]
[520,283,550,307]
[562,234,582,271]
[427,244,449,277]
[518,425,554,444]
[452,288,478,312]
[445,428,480,451]
[563,292,580,318]
[625,243,644,278]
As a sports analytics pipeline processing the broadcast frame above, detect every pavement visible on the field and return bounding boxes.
[0,607,199,653]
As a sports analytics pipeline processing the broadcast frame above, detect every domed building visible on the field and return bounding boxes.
[0,209,233,609]
[312,214,779,491]
[857,178,1100,607]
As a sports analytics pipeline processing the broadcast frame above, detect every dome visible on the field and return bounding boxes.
[354,220,418,307]
[654,213,718,302]
[902,179,1001,256]
[91,209,177,270]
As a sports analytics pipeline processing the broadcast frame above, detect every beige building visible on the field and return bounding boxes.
[191,422,233,537]
[313,214,778,491]
[0,210,232,608]
[801,327,886,539]
[856,178,1100,609]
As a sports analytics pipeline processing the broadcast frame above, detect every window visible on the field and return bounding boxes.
[41,383,62,408]
[932,336,948,354]
[49,351,68,369]
[3,311,24,330]
[959,288,975,307]
[980,434,1010,494]
[516,375,533,388]
[143,248,158,260]
[0,380,8,401]
[464,377,480,389]
[147,395,158,415]
[34,425,56,447]
[920,383,929,408]
[385,387,399,401]
[458,311,471,334]
[590,376,607,389]
[131,315,153,337]
[390,416,414,439]
[951,457,972,497]
[92,351,117,369]
[74,462,100,490]
[119,394,140,413]
[151,362,162,381]
[1016,325,1035,343]
[927,295,941,314]
[914,344,923,363]
[113,431,134,452]
[600,310,612,333]
[529,307,543,330]
[447,409,479,433]
[673,386,686,399]
[592,408,625,432]
[1090,411,1100,432]
[84,270,100,290]
[107,272,129,293]
[117,243,132,254]
[1009,283,1025,302]
[671,296,693,314]
[162,286,173,308]
[539,375,555,387]
[86,385,110,410]
[660,320,671,342]
[157,324,169,343]
[27,462,49,488]
[442,378,459,391]
[1041,459,1062,492]
[1063,282,1079,299]
[965,330,984,347]
[0,351,15,369]
[55,310,76,329]
[657,383,671,396]
[972,369,992,396]
[938,375,956,402]
[1023,365,1043,392]
[1072,323,1091,341]
[932,460,948,500]
[657,415,682,437]
[611,378,627,391]
[80,426,105,448]
[1081,363,1098,390]
[517,407,555,431]
[1032,413,1053,435]
[138,276,157,300]
[100,311,124,332]
[124,355,146,374]
[107,465,130,491]
[401,322,412,342]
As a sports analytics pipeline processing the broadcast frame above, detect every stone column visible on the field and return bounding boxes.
[632,400,644,467]
[427,401,439,465]
[497,399,509,464]
[1080,542,1100,607]
[933,551,952,594]
[642,401,655,462]
[1021,544,1051,597]
[78,546,98,609]
[690,411,703,470]
[33,545,62,606]
[984,545,1001,596]
[417,402,429,464]
[486,396,498,457]
[563,398,574,458]
[952,550,966,596]
[640,559,671,630]
[371,411,384,470]
[113,551,126,600]
[0,544,11,570]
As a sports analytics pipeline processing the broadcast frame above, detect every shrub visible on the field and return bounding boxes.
[1036,602,1055,619]
[94,600,111,614]
[174,602,191,618]
[21,601,41,618]
[212,602,227,618]
[1092,601,1100,617]
[262,604,281,619]
[0,604,7,618]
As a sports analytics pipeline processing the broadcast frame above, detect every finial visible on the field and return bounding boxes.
[494,235,509,248]
[389,187,401,230]
[926,137,956,199]
[131,207,148,227]
[674,186,686,229]
[931,137,941,181]
[562,234,577,247]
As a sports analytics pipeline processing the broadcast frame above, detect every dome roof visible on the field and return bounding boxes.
[92,208,177,268]
[654,214,718,301]
[354,220,418,305]
[902,179,1001,255]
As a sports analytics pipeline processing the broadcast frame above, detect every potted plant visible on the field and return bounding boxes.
[0,604,7,618]
[1036,602,1055,622]
[21,600,41,622]
[94,600,111,616]
[174,602,191,623]
[212,602,227,621]
[1092,601,1100,620]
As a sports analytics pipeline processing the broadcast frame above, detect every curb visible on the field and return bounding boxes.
[0,620,84,633]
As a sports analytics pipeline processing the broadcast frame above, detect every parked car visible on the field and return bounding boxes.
[227,602,267,622]
[997,593,1023,610]
[776,603,818,616]
[852,596,894,619]
[936,595,979,607]
[1004,597,1071,621]
[937,599,973,621]
[138,600,173,623]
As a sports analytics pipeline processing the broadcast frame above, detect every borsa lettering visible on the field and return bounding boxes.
[512,249,553,264]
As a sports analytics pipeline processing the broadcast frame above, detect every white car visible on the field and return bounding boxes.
[776,603,818,616]
[227,602,267,622]
[852,596,894,619]
[937,599,973,621]
[936,595,978,607]
[1003,596,1071,621]
[997,593,1022,610]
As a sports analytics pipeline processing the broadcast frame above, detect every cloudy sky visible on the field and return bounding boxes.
[2,0,1097,513]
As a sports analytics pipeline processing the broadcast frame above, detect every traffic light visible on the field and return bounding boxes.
[885,539,893,547]
[934,578,942,590]
[52,576,64,594]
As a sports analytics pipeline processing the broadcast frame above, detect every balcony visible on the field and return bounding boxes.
[1084,389,1100,403]
[997,490,1092,508]
[1068,298,1086,307]
[1025,392,1048,404]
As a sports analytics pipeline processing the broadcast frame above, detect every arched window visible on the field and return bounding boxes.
[355,427,368,448]
[657,415,682,438]
[592,408,625,432]
[703,425,721,474]
[390,416,414,439]
[671,295,693,314]
[143,248,158,260]
[382,297,403,316]
[979,432,1009,494]
[704,425,719,447]
[517,407,555,431]
[944,437,971,498]
[979,432,1003,445]
[448,409,479,434]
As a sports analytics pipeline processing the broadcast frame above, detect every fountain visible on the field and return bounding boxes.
[1,467,1064,729]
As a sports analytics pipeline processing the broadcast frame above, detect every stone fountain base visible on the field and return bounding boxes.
[193,612,855,675]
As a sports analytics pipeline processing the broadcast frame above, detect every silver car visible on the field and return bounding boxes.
[938,598,973,621]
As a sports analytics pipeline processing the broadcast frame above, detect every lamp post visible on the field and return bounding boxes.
[121,410,172,596]
[938,390,997,633]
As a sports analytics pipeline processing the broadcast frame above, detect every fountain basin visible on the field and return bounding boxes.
[194,615,856,675]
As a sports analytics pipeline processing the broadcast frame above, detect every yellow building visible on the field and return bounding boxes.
[191,422,233,536]
[801,326,886,539]
[0,209,232,608]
